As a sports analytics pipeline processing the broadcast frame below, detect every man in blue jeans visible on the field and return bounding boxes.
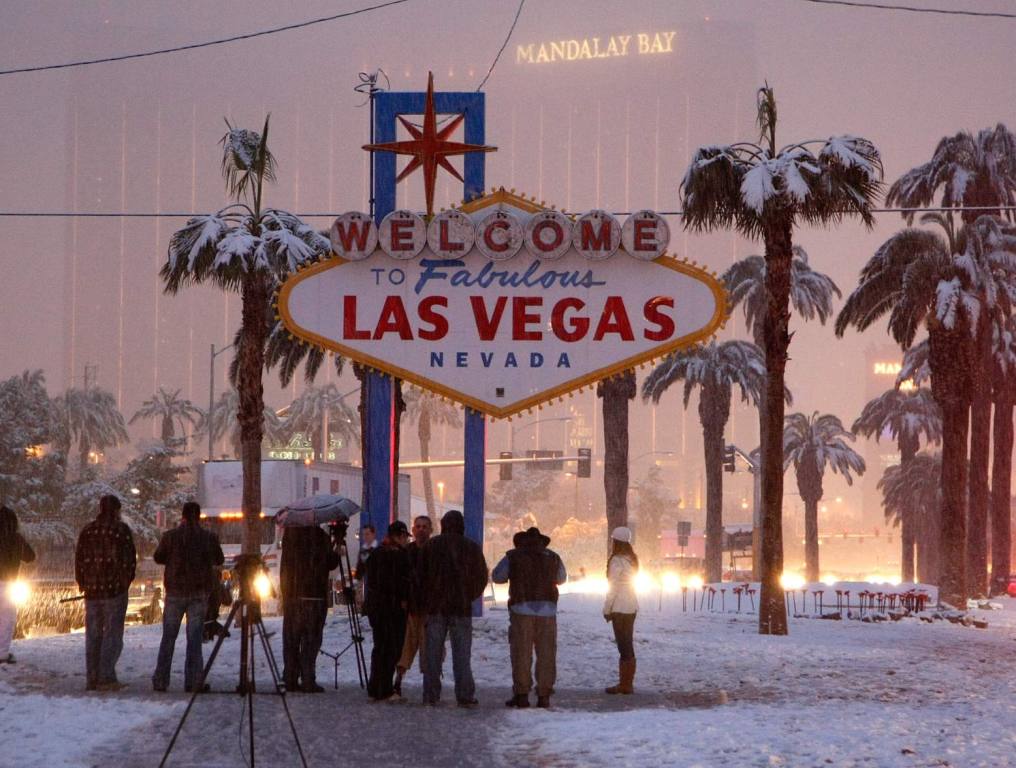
[75,495,136,692]
[419,510,488,707]
[152,501,224,693]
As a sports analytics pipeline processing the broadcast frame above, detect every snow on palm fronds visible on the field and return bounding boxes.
[783,411,865,483]
[681,86,883,238]
[887,124,1016,224]
[280,384,360,448]
[852,386,941,447]
[879,452,941,529]
[641,340,770,408]
[202,388,286,457]
[837,214,1016,348]
[898,338,932,389]
[723,246,840,341]
[162,116,329,294]
[403,387,463,429]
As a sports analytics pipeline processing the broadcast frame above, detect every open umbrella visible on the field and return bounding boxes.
[276,494,361,527]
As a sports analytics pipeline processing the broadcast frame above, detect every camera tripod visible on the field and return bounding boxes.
[159,556,308,768]
[319,522,368,689]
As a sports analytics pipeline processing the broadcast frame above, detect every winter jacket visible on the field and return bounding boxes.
[280,526,340,604]
[153,521,225,598]
[603,554,638,616]
[405,540,427,614]
[492,544,566,613]
[420,510,488,617]
[354,541,377,581]
[74,511,136,599]
[0,531,35,582]
[362,542,411,618]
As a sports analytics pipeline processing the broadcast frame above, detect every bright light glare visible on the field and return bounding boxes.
[687,575,704,590]
[821,574,839,586]
[661,571,682,592]
[780,572,806,591]
[8,580,30,608]
[865,573,902,586]
[560,577,608,595]
[253,572,272,600]
[634,570,656,595]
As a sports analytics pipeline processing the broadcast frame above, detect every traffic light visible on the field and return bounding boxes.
[499,451,513,481]
[722,445,736,473]
[577,448,591,478]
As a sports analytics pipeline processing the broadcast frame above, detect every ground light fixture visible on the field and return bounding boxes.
[252,571,273,601]
[8,580,30,608]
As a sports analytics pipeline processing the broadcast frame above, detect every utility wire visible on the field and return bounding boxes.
[798,0,1016,19]
[0,0,411,76]
[476,0,525,91]
[3,205,1016,219]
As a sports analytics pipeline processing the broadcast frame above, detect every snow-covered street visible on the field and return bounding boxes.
[3,593,1015,768]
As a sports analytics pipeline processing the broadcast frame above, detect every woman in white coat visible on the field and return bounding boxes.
[602,526,638,694]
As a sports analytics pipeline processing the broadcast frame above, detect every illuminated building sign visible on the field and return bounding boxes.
[516,31,677,64]
[872,362,902,376]
[872,361,914,391]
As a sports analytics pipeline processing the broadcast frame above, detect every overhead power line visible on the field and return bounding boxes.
[3,205,1015,219]
[476,0,525,92]
[799,0,1016,19]
[0,0,412,76]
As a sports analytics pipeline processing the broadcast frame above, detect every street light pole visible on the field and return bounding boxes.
[208,343,235,461]
[510,416,573,455]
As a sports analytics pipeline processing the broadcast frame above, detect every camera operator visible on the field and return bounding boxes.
[280,521,339,693]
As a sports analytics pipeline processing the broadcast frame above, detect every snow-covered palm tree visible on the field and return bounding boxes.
[783,412,865,583]
[879,453,942,586]
[682,85,882,634]
[129,387,203,443]
[597,371,636,552]
[722,246,840,347]
[204,389,285,459]
[990,318,1016,594]
[403,388,462,520]
[887,124,1016,226]
[54,387,129,478]
[887,125,1016,594]
[281,384,359,462]
[852,388,941,581]
[837,214,1016,603]
[642,340,769,583]
[162,117,328,552]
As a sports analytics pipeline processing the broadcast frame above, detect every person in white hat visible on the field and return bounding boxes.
[603,526,639,695]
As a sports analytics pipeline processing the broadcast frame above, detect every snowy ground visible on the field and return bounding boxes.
[3,590,1016,768]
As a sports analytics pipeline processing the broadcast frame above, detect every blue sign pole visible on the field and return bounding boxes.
[369,89,487,564]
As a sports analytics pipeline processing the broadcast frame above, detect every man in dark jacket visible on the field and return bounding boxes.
[492,527,567,709]
[75,494,136,691]
[363,520,411,701]
[280,523,340,693]
[152,501,224,692]
[420,509,488,707]
[0,506,35,664]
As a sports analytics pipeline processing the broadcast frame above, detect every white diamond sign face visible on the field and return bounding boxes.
[278,193,728,418]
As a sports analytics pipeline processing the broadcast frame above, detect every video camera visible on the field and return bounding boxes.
[326,514,350,549]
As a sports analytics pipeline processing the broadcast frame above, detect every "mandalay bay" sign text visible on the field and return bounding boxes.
[516,31,676,65]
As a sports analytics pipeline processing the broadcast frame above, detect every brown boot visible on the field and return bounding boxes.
[619,658,635,694]
[605,659,624,694]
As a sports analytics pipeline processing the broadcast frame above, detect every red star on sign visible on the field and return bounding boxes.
[363,71,496,217]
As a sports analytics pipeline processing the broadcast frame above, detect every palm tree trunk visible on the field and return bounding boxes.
[598,371,636,551]
[238,273,270,555]
[796,453,823,584]
[938,399,969,606]
[966,325,992,597]
[161,416,174,444]
[700,384,728,584]
[79,438,90,480]
[989,396,1013,596]
[758,220,792,636]
[899,433,918,582]
[803,497,820,583]
[419,408,436,520]
[354,363,369,516]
